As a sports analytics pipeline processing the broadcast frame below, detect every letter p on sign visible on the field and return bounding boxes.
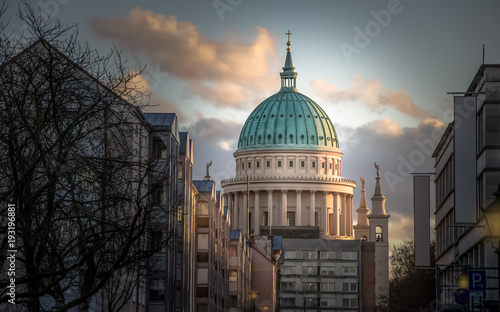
[468,270,487,292]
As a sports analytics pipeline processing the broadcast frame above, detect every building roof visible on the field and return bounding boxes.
[193,180,214,193]
[236,40,339,153]
[144,113,176,130]
[179,132,189,154]
[230,230,241,240]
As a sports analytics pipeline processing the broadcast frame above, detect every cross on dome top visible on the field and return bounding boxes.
[285,30,292,51]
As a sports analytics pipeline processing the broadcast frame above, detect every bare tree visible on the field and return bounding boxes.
[389,239,436,312]
[0,3,179,311]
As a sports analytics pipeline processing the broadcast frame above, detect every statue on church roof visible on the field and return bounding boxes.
[374,162,381,178]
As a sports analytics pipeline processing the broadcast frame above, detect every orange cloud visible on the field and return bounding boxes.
[92,8,280,108]
[367,118,403,137]
[311,75,434,121]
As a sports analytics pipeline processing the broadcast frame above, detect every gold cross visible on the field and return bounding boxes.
[285,30,292,50]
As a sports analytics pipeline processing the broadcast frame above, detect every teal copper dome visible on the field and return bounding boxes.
[237,33,339,152]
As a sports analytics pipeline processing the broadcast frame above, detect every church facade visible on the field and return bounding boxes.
[221,34,390,311]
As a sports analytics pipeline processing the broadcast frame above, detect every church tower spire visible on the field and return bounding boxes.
[354,177,370,240]
[280,30,298,91]
[367,163,390,308]
[368,163,390,243]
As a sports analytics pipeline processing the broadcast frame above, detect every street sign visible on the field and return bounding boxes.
[454,288,470,306]
[468,270,487,292]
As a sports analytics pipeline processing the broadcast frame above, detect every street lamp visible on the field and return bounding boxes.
[482,183,500,310]
[457,270,469,289]
[249,290,260,312]
[262,303,271,312]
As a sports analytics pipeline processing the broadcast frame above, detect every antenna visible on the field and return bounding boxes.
[483,44,485,65]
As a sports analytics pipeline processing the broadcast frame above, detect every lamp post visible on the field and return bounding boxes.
[482,183,500,310]
[262,303,271,312]
[249,290,260,312]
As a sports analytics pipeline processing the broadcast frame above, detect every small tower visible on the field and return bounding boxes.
[368,163,390,243]
[367,163,390,308]
[354,177,370,241]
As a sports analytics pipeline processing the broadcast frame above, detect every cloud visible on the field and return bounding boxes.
[184,118,242,185]
[344,117,446,242]
[311,75,434,121]
[366,118,403,137]
[91,8,279,108]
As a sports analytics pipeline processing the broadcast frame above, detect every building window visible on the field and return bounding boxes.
[305,298,318,307]
[320,251,335,259]
[312,161,316,168]
[197,268,208,283]
[230,296,238,308]
[257,161,260,168]
[376,226,383,242]
[229,245,237,257]
[322,162,325,169]
[263,211,269,226]
[229,270,237,282]
[343,298,358,307]
[178,161,183,179]
[329,162,332,170]
[342,251,358,260]
[280,298,295,307]
[177,203,182,222]
[197,303,208,312]
[320,298,336,307]
[197,217,209,228]
[280,281,295,290]
[315,212,319,226]
[285,251,296,259]
[149,278,165,301]
[302,282,318,291]
[198,202,209,215]
[302,266,318,275]
[343,282,358,292]
[248,161,251,169]
[321,282,335,291]
[197,252,209,262]
[277,160,282,167]
[197,287,208,298]
[289,160,293,167]
[320,267,335,276]
[342,267,358,275]
[301,160,305,167]
[286,212,295,226]
[266,160,271,168]
[151,230,165,252]
[302,251,317,260]
[242,163,244,169]
[198,233,209,249]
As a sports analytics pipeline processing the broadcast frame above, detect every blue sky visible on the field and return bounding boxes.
[5,0,500,243]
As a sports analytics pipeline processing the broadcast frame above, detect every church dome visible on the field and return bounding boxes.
[236,36,339,153]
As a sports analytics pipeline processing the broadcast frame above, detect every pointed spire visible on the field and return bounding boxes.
[373,162,384,196]
[371,163,387,215]
[356,177,370,226]
[280,30,298,91]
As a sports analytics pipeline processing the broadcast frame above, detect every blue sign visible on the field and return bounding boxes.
[469,270,487,292]
[454,288,470,306]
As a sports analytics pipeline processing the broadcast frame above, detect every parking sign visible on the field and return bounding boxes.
[468,270,487,292]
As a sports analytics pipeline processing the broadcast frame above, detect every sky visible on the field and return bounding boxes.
[5,0,500,245]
